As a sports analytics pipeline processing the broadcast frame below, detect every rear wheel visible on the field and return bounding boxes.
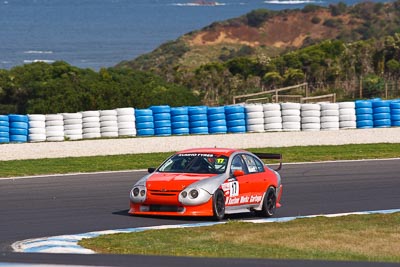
[212,189,225,221]
[256,187,276,217]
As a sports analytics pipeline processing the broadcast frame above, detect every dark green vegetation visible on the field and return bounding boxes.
[1,143,399,177]
[79,213,400,262]
[2,2,400,113]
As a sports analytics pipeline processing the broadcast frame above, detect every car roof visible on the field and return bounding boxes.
[177,147,245,157]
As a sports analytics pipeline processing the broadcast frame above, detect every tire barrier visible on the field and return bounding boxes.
[28,114,46,142]
[0,115,9,143]
[224,105,246,133]
[263,103,282,132]
[338,102,356,129]
[81,111,101,139]
[188,106,208,135]
[391,100,400,127]
[245,104,264,133]
[135,109,154,136]
[171,107,189,135]
[116,108,136,137]
[150,105,172,136]
[2,99,400,144]
[63,113,83,141]
[281,103,301,131]
[301,103,321,131]
[207,106,227,134]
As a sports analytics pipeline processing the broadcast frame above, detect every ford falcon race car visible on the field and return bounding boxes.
[129,147,282,220]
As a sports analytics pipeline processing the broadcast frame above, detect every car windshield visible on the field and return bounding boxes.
[158,153,229,174]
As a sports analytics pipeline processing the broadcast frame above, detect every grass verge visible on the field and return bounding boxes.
[1,143,400,177]
[79,213,400,262]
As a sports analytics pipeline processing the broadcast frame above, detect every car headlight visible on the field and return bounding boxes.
[130,185,147,203]
[181,191,188,198]
[133,187,139,197]
[189,189,199,199]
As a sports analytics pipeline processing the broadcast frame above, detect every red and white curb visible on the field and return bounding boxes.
[12,208,400,254]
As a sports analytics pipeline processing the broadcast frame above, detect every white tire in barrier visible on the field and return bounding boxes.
[321,110,339,117]
[82,122,100,128]
[28,121,46,128]
[301,117,320,124]
[340,121,357,128]
[117,115,135,123]
[338,102,355,109]
[321,116,339,123]
[65,134,83,140]
[246,111,264,119]
[101,126,119,133]
[301,104,320,111]
[264,123,282,131]
[282,116,301,123]
[82,127,101,134]
[45,114,63,121]
[321,122,339,130]
[282,122,301,131]
[81,111,100,118]
[116,107,135,116]
[45,119,63,126]
[101,132,119,138]
[63,119,83,125]
[117,122,135,129]
[264,110,281,118]
[28,114,46,121]
[245,104,263,112]
[339,115,356,122]
[247,124,265,132]
[46,126,64,132]
[281,103,301,110]
[263,103,281,111]
[64,129,83,136]
[28,134,46,142]
[264,117,282,124]
[62,113,82,120]
[339,108,356,116]
[281,109,301,116]
[29,128,46,134]
[100,120,118,128]
[301,110,320,117]
[320,103,339,110]
[82,116,100,123]
[301,123,320,131]
[83,133,101,139]
[46,130,64,137]
[118,129,137,136]
[100,110,118,116]
[100,115,117,122]
[246,117,264,125]
[64,124,82,130]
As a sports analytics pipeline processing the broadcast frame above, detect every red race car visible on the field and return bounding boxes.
[129,147,282,220]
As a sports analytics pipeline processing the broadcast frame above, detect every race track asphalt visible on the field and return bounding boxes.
[0,159,399,267]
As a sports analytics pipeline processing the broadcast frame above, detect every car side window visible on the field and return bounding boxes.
[230,155,248,175]
[242,154,265,173]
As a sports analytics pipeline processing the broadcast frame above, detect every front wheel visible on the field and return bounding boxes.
[256,187,276,217]
[212,189,225,221]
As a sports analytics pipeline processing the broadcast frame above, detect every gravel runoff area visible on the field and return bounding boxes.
[1,127,400,161]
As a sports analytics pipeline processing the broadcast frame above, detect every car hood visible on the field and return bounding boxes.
[146,172,215,191]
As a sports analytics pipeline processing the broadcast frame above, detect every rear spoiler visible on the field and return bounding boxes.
[253,153,282,172]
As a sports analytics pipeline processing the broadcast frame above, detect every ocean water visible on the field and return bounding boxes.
[0,0,388,70]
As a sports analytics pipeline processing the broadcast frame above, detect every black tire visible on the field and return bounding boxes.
[256,187,276,217]
[212,189,225,221]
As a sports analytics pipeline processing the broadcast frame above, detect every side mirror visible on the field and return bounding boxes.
[148,167,156,173]
[233,170,245,177]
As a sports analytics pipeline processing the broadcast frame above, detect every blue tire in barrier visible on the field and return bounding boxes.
[207,106,225,115]
[374,119,391,127]
[390,102,400,109]
[208,113,225,121]
[172,128,189,135]
[208,119,227,128]
[154,120,171,128]
[135,115,153,123]
[10,121,28,129]
[189,120,208,128]
[356,120,373,128]
[190,127,208,134]
[209,126,227,134]
[0,126,9,132]
[137,128,155,136]
[171,115,189,122]
[356,114,373,121]
[8,114,28,123]
[225,105,244,114]
[154,127,172,136]
[391,114,400,121]
[154,113,171,121]
[0,137,10,143]
[135,109,153,117]
[170,107,188,116]
[373,107,390,113]
[10,128,28,136]
[355,101,372,109]
[172,121,189,129]
[136,122,155,129]
[0,132,9,138]
[228,126,246,133]
[150,105,170,114]
[391,109,400,115]
[188,106,207,115]
[373,113,390,120]
[0,115,9,122]
[226,112,245,121]
[0,121,8,127]
[372,100,390,108]
[356,108,373,115]
[392,121,400,127]
[226,119,246,127]
[9,134,28,142]
[189,114,208,122]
